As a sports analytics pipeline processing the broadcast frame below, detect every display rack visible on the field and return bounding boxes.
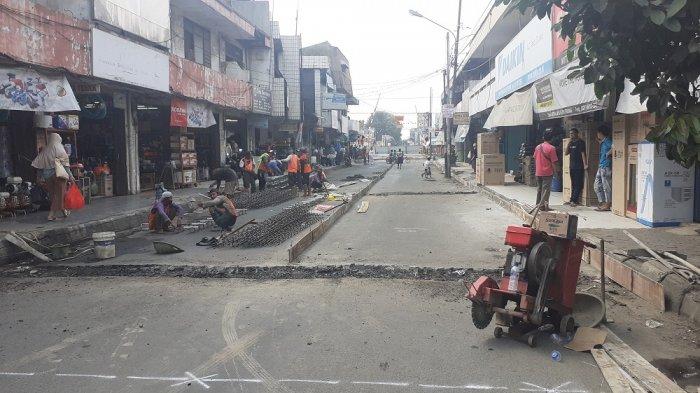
[169,126,197,188]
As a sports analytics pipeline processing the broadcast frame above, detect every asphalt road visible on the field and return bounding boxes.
[298,161,519,267]
[0,277,609,393]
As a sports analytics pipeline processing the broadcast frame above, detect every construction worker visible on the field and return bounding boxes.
[299,149,313,196]
[240,151,256,193]
[282,149,300,188]
[199,188,238,231]
[258,150,272,191]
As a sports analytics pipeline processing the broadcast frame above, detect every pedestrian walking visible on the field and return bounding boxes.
[564,128,587,206]
[31,133,75,221]
[397,149,405,169]
[533,131,558,212]
[594,124,613,211]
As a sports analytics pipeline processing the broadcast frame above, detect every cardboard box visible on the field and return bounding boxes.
[611,117,630,216]
[534,211,578,239]
[476,155,505,185]
[625,144,638,219]
[98,175,113,197]
[480,153,505,165]
[636,142,695,227]
[477,132,499,155]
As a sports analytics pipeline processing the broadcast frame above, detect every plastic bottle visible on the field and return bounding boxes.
[550,333,573,345]
[508,263,520,291]
[551,350,561,362]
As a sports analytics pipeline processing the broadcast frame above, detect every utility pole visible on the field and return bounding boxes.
[429,87,433,158]
[444,0,462,179]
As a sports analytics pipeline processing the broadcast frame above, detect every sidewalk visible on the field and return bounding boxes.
[438,160,699,323]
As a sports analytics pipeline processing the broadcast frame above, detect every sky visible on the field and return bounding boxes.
[271,0,492,139]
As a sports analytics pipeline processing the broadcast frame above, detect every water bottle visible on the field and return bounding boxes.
[550,333,573,346]
[551,350,561,362]
[508,263,520,291]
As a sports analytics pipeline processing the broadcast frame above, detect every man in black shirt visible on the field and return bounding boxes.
[565,128,588,206]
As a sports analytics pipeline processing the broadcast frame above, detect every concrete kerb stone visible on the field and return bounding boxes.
[287,165,393,263]
[1,263,499,282]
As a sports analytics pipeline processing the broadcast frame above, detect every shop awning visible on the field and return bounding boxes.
[532,62,608,120]
[0,67,80,112]
[483,89,533,130]
[616,79,647,114]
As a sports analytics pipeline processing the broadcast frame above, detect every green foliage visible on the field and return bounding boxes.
[367,111,402,143]
[497,0,700,167]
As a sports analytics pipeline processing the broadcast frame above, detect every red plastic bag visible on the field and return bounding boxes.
[64,182,85,210]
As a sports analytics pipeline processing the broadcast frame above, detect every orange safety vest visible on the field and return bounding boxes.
[287,154,299,173]
[243,158,254,173]
[300,154,312,174]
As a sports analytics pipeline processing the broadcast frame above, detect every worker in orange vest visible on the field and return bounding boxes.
[282,149,300,189]
[240,151,256,193]
[299,149,313,196]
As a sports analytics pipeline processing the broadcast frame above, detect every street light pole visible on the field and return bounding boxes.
[444,0,463,179]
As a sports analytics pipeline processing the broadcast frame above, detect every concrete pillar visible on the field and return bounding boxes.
[125,93,140,195]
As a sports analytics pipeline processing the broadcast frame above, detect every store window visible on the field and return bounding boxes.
[184,18,211,68]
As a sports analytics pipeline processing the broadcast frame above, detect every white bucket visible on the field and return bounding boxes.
[92,231,116,259]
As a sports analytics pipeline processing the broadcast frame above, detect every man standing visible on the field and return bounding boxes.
[533,131,558,212]
[258,150,272,191]
[594,124,613,211]
[564,128,587,206]
[282,149,300,188]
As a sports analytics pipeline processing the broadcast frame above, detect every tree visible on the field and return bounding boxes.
[368,111,402,143]
[498,0,700,167]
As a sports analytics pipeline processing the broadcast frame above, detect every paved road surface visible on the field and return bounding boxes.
[298,161,518,267]
[0,277,608,393]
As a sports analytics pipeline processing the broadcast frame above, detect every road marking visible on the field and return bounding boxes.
[419,384,508,390]
[519,381,587,393]
[352,381,411,387]
[127,376,189,381]
[170,372,217,389]
[204,378,262,383]
[279,379,340,384]
[56,373,117,379]
[0,372,35,376]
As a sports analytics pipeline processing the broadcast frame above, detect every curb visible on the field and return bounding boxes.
[288,165,392,262]
[3,263,499,282]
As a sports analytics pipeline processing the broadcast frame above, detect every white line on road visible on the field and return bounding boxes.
[419,384,508,390]
[170,372,216,389]
[352,381,411,387]
[202,378,262,383]
[279,378,340,384]
[56,373,117,379]
[0,372,35,376]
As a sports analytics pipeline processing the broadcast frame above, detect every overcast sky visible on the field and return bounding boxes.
[271,0,492,138]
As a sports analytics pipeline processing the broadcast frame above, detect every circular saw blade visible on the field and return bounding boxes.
[471,302,494,329]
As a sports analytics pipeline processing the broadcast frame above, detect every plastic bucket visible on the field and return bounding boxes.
[92,231,116,259]
[552,176,563,192]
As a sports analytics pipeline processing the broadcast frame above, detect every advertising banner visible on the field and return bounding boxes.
[322,92,347,110]
[453,112,470,126]
[170,98,216,128]
[417,112,431,128]
[533,63,608,120]
[495,16,553,100]
[551,5,582,70]
[93,28,169,93]
[0,67,80,112]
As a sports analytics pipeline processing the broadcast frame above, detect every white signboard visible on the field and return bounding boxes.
[495,16,553,100]
[94,0,170,44]
[442,104,454,119]
[0,67,80,112]
[92,28,169,93]
[322,92,347,110]
[453,112,470,126]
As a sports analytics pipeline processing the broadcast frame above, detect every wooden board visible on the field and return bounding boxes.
[591,349,634,393]
[357,201,369,213]
[600,326,685,393]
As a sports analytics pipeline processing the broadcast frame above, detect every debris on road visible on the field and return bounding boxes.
[564,327,606,352]
[645,319,664,329]
[357,201,369,213]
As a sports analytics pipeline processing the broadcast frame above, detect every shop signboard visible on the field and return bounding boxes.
[533,63,608,120]
[249,115,269,129]
[417,112,431,128]
[0,67,80,112]
[94,0,170,44]
[322,92,347,110]
[93,29,169,93]
[170,98,216,128]
[495,16,553,100]
[442,104,454,119]
[453,112,470,126]
[252,85,272,114]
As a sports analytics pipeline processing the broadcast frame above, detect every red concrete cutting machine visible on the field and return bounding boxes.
[465,214,589,347]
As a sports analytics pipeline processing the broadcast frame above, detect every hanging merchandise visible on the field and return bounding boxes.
[0,67,80,112]
[170,97,216,128]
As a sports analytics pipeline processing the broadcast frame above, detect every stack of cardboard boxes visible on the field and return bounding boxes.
[611,112,655,218]
[476,132,505,186]
[561,119,601,206]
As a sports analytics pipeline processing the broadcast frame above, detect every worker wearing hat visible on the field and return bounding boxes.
[149,191,184,233]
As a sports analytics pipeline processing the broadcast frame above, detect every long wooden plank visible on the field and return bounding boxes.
[591,349,634,393]
[600,326,685,393]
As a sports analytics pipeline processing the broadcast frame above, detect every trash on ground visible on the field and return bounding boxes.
[357,201,369,213]
[551,350,562,362]
[564,327,607,352]
[645,319,663,328]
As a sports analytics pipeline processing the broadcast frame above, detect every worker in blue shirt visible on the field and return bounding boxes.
[594,124,613,211]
